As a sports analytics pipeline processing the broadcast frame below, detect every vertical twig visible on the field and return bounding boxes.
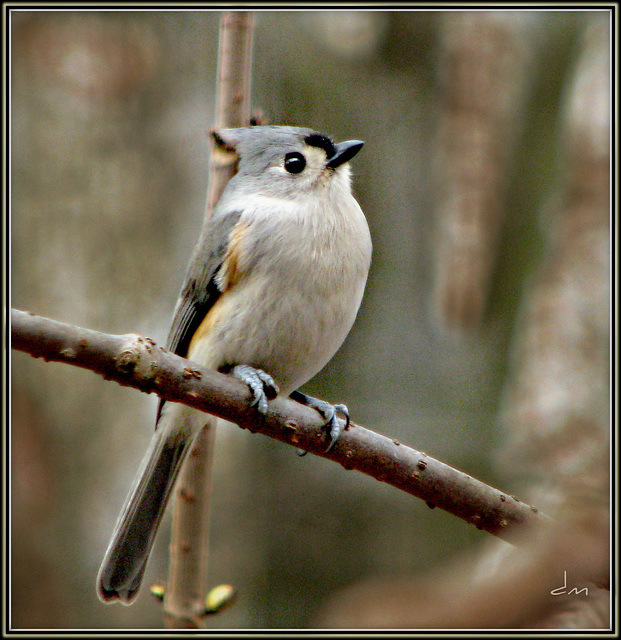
[205,10,255,218]
[163,11,254,629]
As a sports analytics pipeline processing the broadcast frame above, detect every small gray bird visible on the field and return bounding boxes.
[97,125,372,604]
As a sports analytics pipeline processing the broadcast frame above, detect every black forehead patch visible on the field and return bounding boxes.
[304,133,336,159]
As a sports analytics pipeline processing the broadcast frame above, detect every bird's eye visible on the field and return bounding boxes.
[284,152,306,174]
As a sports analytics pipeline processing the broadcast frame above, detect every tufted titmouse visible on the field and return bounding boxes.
[97,125,372,604]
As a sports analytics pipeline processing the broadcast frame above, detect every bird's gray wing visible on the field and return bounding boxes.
[157,208,242,419]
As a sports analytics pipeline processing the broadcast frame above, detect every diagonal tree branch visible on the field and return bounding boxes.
[11,307,550,545]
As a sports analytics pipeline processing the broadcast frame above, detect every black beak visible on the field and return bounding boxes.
[327,140,364,169]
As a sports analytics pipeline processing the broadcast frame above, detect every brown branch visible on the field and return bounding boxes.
[164,11,255,627]
[204,10,255,218]
[11,307,550,544]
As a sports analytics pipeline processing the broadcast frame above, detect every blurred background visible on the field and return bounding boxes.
[10,9,610,630]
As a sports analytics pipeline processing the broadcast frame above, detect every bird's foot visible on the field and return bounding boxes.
[230,365,279,415]
[290,390,350,454]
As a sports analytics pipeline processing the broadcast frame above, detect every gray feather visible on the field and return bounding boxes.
[97,409,195,603]
[166,209,243,358]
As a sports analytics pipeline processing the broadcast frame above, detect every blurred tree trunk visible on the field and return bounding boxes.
[316,12,610,629]
[432,11,535,330]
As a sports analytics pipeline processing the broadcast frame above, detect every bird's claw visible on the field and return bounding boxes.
[230,365,279,415]
[290,391,350,453]
[315,403,349,453]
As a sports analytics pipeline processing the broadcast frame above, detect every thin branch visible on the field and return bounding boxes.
[165,11,255,627]
[11,307,550,544]
[204,11,255,218]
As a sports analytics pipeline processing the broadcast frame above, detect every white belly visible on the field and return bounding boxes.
[188,188,372,394]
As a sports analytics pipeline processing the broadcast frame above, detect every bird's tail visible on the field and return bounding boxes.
[97,405,211,604]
